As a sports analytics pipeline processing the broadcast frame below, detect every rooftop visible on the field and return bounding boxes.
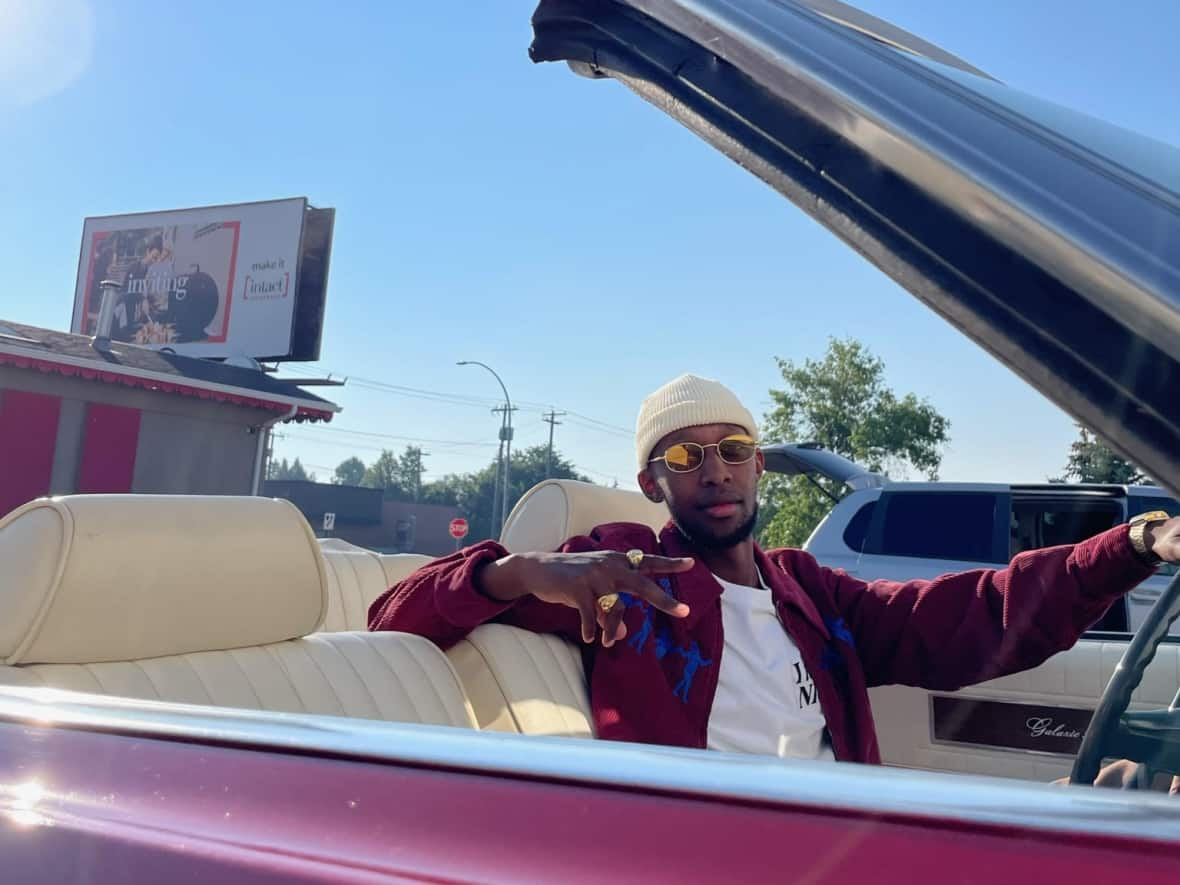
[0,320,339,422]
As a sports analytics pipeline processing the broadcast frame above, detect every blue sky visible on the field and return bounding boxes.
[2,1,1178,489]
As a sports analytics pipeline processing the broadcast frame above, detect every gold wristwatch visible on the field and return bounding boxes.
[1128,510,1170,566]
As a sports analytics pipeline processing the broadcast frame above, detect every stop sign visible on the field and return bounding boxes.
[449,518,469,540]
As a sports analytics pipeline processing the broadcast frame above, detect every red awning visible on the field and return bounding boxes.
[0,350,334,423]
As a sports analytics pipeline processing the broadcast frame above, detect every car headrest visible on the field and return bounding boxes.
[500,480,669,552]
[376,553,436,588]
[0,495,328,665]
[317,537,363,552]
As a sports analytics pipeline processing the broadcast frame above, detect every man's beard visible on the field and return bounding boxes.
[675,502,759,551]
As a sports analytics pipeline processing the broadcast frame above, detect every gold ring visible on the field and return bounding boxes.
[626,549,644,570]
[598,593,619,613]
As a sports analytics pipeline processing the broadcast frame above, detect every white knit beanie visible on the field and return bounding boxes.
[635,374,758,469]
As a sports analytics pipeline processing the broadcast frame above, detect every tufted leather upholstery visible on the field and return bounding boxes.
[317,542,434,633]
[447,625,592,736]
[376,553,436,592]
[312,533,594,736]
[0,631,476,728]
[0,496,476,730]
[319,548,391,633]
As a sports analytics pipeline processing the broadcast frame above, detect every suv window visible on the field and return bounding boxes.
[841,501,876,552]
[865,492,1004,562]
[1129,494,1180,519]
[1010,499,1121,558]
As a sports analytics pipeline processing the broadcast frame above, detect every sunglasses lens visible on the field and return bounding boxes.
[664,443,703,472]
[718,437,757,463]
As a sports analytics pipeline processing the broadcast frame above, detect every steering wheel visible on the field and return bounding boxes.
[1071,571,1180,785]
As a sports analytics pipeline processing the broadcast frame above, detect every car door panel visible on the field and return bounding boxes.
[871,638,1180,781]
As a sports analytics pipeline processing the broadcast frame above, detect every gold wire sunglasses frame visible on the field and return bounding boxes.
[648,434,759,473]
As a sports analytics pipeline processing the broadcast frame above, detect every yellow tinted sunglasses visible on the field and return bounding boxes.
[649,434,758,473]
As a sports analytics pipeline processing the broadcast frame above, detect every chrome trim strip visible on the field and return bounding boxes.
[0,687,1178,843]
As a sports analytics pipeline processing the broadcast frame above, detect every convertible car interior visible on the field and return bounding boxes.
[1,480,1176,786]
[2,0,1179,876]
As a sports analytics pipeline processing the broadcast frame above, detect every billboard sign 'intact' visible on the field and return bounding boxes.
[72,198,325,361]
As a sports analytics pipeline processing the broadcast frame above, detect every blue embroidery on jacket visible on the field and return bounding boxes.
[820,617,855,672]
[820,646,842,672]
[629,606,654,653]
[673,642,712,702]
[826,616,855,648]
[616,574,706,701]
[654,626,675,660]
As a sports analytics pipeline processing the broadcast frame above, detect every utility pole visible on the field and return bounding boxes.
[491,404,517,535]
[490,410,504,539]
[543,409,566,478]
[458,361,515,538]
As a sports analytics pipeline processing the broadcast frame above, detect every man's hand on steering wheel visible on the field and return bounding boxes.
[1071,516,1180,786]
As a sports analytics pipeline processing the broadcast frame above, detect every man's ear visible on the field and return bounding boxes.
[755,448,765,479]
[637,469,664,503]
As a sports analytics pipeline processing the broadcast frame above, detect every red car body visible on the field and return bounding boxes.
[2,693,1180,883]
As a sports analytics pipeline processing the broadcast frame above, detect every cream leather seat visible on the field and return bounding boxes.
[0,495,475,729]
[317,539,434,632]
[445,480,670,736]
[376,552,436,591]
[499,478,668,553]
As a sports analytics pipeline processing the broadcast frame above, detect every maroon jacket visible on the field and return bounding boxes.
[368,522,1153,763]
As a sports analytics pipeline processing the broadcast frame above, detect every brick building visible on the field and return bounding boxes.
[263,479,462,555]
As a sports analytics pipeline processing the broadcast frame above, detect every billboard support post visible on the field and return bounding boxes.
[92,279,123,354]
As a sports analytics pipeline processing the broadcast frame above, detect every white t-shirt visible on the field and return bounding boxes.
[706,570,834,760]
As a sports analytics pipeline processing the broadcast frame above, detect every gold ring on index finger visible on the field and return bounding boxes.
[598,593,620,613]
[625,549,644,570]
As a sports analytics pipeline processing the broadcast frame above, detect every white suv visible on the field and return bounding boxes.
[762,444,1180,635]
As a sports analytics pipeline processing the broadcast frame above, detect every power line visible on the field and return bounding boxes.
[560,410,633,435]
[301,425,497,447]
[294,369,636,437]
[563,416,632,439]
[276,432,495,461]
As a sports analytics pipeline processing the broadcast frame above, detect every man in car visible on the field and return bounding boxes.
[369,374,1180,765]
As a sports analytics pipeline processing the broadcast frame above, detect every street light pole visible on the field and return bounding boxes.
[457,361,513,539]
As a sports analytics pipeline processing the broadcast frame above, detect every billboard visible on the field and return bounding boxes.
[72,197,332,362]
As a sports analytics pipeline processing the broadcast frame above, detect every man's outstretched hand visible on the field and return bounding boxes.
[476,550,693,646]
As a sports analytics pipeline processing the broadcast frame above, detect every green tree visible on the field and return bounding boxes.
[361,450,402,497]
[361,446,426,500]
[333,456,366,486]
[759,338,950,548]
[269,457,312,481]
[1054,425,1148,484]
[421,445,590,542]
